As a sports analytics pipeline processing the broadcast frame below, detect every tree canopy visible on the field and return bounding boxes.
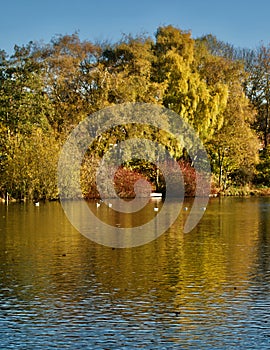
[0,26,267,200]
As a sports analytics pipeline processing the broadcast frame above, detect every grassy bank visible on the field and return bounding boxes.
[218,185,270,197]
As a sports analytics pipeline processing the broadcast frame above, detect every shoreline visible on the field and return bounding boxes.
[1,187,270,204]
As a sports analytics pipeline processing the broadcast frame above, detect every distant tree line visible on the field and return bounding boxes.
[1,25,270,200]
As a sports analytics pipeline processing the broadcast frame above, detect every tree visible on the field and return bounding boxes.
[0,127,60,200]
[239,44,270,147]
[255,146,270,186]
[196,35,260,188]
[206,85,259,188]
[152,26,228,141]
[100,34,163,104]
[0,43,53,135]
[37,33,100,134]
[0,43,61,200]
[197,34,235,60]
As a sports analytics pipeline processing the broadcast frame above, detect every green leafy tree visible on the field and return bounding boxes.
[152,26,229,141]
[0,43,59,200]
[0,43,53,135]
[0,127,60,200]
[254,146,270,186]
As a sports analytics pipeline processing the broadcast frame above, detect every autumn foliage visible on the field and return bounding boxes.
[0,25,268,200]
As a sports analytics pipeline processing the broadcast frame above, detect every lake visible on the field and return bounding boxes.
[0,197,269,349]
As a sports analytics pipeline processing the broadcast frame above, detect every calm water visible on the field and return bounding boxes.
[0,197,269,349]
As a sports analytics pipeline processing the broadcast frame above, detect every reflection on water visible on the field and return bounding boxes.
[0,197,269,349]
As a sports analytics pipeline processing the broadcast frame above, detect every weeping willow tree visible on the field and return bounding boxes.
[152,26,228,141]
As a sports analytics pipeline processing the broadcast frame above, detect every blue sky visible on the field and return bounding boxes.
[1,0,270,55]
